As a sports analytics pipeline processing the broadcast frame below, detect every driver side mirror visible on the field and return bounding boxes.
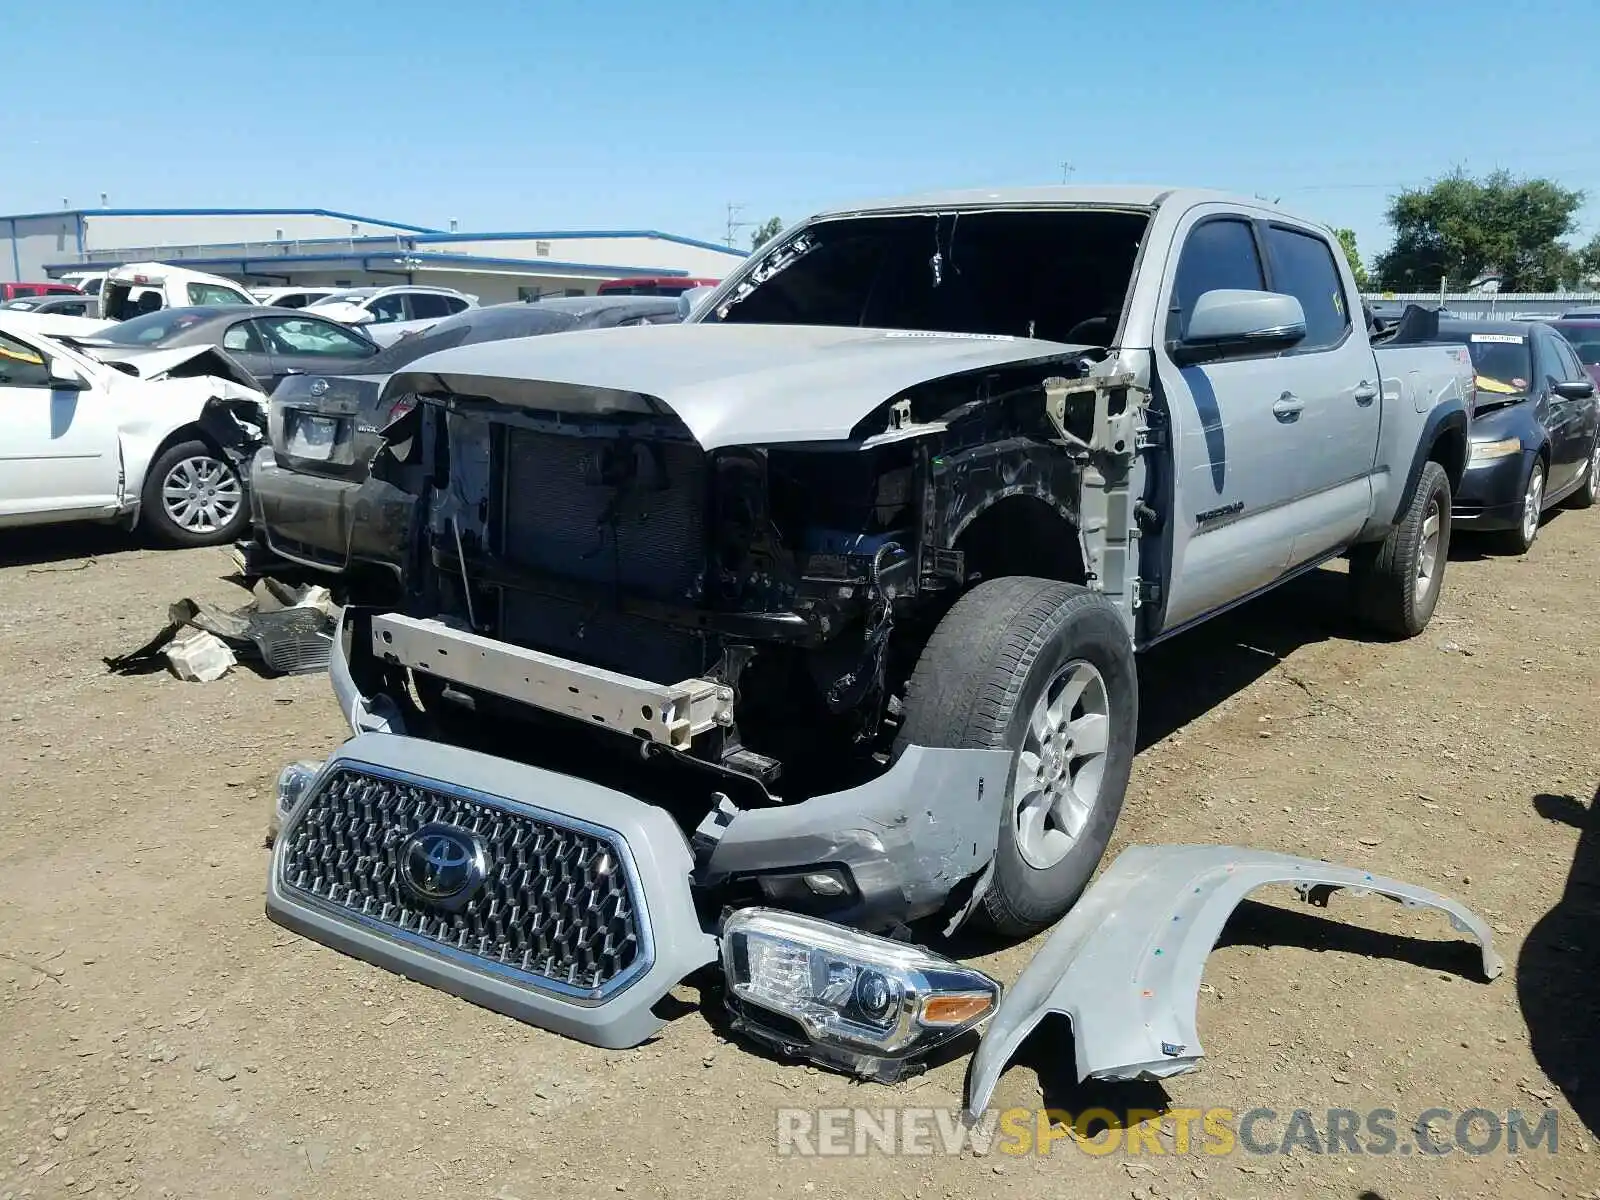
[1553,379,1596,401]
[48,357,88,390]
[1172,289,1307,365]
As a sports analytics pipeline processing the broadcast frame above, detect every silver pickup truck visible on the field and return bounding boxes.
[265,186,1475,1073]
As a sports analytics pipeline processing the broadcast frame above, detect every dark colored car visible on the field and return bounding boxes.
[1439,319,1600,552]
[1549,318,1600,390]
[67,305,381,392]
[0,293,97,316]
[248,294,685,574]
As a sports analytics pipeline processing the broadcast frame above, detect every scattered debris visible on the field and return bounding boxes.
[105,578,338,681]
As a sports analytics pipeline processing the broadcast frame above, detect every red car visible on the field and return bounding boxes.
[1550,319,1600,390]
[1,281,84,302]
[596,276,720,297]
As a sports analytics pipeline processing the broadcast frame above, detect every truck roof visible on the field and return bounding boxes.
[814,184,1284,218]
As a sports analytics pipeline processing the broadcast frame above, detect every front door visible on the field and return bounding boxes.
[0,331,119,521]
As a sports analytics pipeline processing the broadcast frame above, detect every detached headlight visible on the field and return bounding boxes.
[1469,436,1522,465]
[267,759,324,841]
[720,907,1000,1082]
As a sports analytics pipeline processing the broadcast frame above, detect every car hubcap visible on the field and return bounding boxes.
[161,455,241,533]
[1012,659,1111,870]
[1415,498,1441,605]
[1591,442,1600,490]
[1523,467,1544,545]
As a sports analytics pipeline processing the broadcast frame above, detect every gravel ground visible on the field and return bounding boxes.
[1,508,1597,1200]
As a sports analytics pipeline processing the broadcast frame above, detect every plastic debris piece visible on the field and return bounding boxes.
[164,629,236,682]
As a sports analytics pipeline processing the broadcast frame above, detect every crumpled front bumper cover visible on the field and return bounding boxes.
[329,606,1013,930]
[964,845,1503,1117]
[265,732,719,1050]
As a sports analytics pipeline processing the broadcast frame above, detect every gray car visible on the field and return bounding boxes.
[65,305,382,391]
[249,294,684,573]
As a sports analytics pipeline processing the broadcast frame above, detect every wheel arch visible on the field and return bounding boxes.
[950,492,1088,587]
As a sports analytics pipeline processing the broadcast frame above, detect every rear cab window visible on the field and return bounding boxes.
[1262,225,1351,350]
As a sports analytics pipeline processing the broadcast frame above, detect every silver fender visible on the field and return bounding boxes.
[964,844,1502,1117]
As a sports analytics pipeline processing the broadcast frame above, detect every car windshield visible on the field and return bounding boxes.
[94,308,217,345]
[1552,323,1600,367]
[707,209,1149,342]
[359,307,578,375]
[1440,330,1532,396]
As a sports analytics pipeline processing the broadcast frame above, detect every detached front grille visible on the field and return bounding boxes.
[277,766,646,997]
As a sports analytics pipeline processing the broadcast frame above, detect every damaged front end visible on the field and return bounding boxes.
[267,322,1147,1067]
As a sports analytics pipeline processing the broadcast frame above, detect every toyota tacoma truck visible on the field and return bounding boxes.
[265,186,1474,1070]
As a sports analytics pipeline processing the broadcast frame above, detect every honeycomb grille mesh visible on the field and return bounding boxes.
[279,767,644,993]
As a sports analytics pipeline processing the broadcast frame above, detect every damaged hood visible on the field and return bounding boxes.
[79,342,266,397]
[386,322,1085,449]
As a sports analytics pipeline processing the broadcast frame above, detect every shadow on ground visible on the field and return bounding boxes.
[1519,788,1600,1136]
[1135,563,1354,752]
[0,521,140,569]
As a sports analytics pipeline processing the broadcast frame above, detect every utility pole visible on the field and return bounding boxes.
[724,202,752,248]
[1059,161,1075,183]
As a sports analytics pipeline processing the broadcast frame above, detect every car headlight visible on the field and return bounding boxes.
[720,907,1000,1082]
[267,759,325,841]
[1468,436,1522,465]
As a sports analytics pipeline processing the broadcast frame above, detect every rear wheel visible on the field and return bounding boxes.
[1350,460,1451,637]
[894,577,1138,938]
[1496,459,1545,555]
[141,439,249,549]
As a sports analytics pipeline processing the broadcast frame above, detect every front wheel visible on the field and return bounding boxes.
[1495,458,1545,555]
[140,439,249,549]
[1350,460,1451,637]
[894,577,1138,939]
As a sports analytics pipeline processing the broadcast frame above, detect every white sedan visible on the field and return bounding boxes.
[0,320,268,547]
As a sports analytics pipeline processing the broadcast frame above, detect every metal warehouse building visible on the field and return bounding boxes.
[0,206,746,301]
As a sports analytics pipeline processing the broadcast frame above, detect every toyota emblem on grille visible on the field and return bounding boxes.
[398,823,488,910]
[308,378,330,396]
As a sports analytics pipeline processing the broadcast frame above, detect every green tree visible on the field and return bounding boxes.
[1332,227,1369,290]
[1568,233,1600,287]
[1373,169,1584,292]
[750,216,784,250]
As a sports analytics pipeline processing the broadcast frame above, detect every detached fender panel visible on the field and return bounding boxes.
[964,845,1502,1117]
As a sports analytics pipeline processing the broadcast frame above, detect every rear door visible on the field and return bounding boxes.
[0,330,119,520]
[1257,222,1381,563]
[220,318,277,388]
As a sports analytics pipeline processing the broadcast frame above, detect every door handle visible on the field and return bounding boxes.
[1272,392,1305,421]
[1354,381,1378,405]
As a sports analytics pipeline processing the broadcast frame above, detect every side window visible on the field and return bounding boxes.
[260,317,377,357]
[222,320,265,353]
[443,296,469,314]
[407,293,452,320]
[1554,337,1588,383]
[1169,219,1265,341]
[1535,334,1565,384]
[0,331,51,387]
[370,294,407,323]
[1263,226,1351,351]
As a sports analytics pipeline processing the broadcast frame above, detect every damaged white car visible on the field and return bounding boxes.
[0,319,267,546]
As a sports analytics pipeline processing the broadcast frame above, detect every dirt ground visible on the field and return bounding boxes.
[2,506,1597,1200]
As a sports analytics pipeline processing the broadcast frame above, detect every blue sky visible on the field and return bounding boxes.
[4,0,1597,267]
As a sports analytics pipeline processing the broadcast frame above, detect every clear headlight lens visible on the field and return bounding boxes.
[721,907,1000,1082]
[267,759,325,841]
[1468,436,1522,465]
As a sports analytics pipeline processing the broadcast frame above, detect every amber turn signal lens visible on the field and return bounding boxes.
[920,992,996,1027]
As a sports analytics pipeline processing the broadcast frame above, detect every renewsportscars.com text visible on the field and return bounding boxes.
[775,1106,1560,1158]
